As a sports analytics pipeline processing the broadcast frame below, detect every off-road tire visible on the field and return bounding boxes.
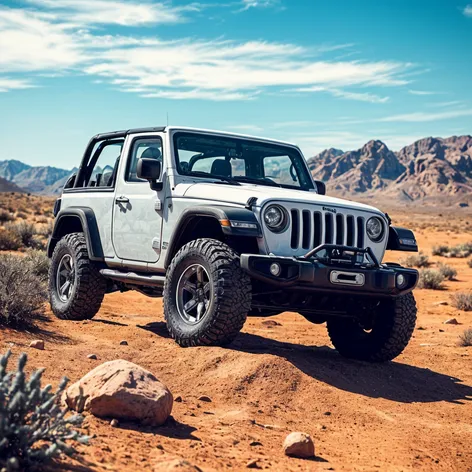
[164,238,252,347]
[327,292,417,362]
[49,232,106,320]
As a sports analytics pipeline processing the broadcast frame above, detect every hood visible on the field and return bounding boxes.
[180,182,384,215]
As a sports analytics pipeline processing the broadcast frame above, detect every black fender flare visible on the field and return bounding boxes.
[47,207,104,261]
[386,226,418,252]
[164,205,261,268]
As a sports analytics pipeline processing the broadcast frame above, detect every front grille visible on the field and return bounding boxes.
[290,208,365,251]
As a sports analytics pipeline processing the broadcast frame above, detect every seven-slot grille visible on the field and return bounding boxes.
[289,208,365,251]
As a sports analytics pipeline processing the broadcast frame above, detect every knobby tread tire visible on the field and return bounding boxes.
[164,238,252,347]
[49,232,106,320]
[327,292,417,362]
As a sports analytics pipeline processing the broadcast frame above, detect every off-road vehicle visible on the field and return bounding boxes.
[48,126,419,362]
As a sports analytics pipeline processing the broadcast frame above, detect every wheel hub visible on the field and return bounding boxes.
[56,254,75,302]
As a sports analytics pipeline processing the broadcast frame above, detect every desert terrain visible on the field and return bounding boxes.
[1,194,472,471]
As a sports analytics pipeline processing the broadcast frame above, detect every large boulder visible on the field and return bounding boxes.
[64,359,173,426]
[283,432,315,458]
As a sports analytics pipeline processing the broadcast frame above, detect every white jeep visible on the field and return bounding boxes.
[48,127,419,362]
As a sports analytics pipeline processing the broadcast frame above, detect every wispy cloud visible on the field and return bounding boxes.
[408,89,437,95]
[240,0,281,11]
[25,0,199,26]
[0,4,416,100]
[0,77,36,92]
[379,108,472,123]
[463,5,472,17]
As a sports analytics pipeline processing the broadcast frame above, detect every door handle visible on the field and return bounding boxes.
[115,196,129,204]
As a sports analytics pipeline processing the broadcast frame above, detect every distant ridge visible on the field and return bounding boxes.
[0,176,25,193]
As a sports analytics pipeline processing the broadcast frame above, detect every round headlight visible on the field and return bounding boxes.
[263,205,287,232]
[366,216,385,242]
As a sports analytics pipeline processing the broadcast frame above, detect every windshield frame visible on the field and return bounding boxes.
[172,131,315,191]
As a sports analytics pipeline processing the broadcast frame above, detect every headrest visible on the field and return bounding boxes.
[211,159,232,177]
[141,147,162,159]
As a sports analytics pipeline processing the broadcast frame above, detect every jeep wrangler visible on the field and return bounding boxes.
[48,126,419,362]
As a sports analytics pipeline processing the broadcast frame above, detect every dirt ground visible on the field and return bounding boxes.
[1,207,472,472]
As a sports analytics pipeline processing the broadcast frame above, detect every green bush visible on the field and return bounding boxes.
[450,292,472,312]
[437,263,457,281]
[401,252,430,268]
[458,328,472,347]
[417,269,445,290]
[0,254,47,327]
[0,351,89,471]
[0,230,21,251]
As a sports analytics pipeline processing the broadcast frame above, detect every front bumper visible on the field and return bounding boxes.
[240,245,419,297]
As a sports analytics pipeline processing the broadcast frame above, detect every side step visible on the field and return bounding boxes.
[100,269,166,287]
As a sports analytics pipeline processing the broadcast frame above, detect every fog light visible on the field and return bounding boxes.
[270,263,281,277]
[396,273,406,288]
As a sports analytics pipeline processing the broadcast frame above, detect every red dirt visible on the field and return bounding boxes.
[1,215,472,471]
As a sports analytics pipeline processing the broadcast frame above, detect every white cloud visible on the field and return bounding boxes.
[463,5,472,16]
[292,86,389,103]
[379,109,472,123]
[408,89,437,95]
[25,0,196,26]
[240,0,280,11]
[0,77,36,92]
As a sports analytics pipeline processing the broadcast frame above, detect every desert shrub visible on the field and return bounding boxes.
[401,252,430,268]
[437,263,457,281]
[5,221,43,249]
[36,220,53,238]
[16,211,28,220]
[458,329,472,347]
[0,230,21,251]
[0,254,47,326]
[468,259,472,268]
[432,245,449,256]
[0,350,89,471]
[450,292,472,312]
[0,209,14,223]
[24,250,50,281]
[417,269,445,290]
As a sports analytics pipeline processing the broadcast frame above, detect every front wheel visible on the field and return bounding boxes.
[327,293,417,362]
[164,238,252,347]
[49,232,106,320]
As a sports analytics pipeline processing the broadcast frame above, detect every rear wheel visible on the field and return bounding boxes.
[327,293,417,362]
[49,232,106,320]
[164,238,252,347]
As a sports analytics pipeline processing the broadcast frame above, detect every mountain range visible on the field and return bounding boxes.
[1,135,471,204]
[307,135,472,203]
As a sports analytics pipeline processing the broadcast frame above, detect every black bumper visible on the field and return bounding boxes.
[240,252,419,297]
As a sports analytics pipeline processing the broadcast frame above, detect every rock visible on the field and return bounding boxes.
[174,395,183,403]
[198,395,212,402]
[64,359,173,426]
[443,318,459,325]
[246,459,262,469]
[262,320,281,327]
[249,440,262,446]
[283,432,315,458]
[29,340,44,350]
[154,458,202,471]
[110,419,119,427]
[435,301,449,306]
[87,354,98,360]
[120,340,128,345]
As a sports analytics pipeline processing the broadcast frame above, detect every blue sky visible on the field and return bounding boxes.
[0,0,471,169]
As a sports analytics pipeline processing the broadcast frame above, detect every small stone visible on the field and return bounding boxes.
[324,411,331,416]
[283,432,315,458]
[87,354,98,360]
[198,395,212,402]
[249,441,262,446]
[439,329,444,332]
[120,340,128,345]
[443,318,459,325]
[246,459,262,469]
[435,301,448,306]
[110,419,119,427]
[156,444,164,450]
[261,320,281,327]
[174,395,183,402]
[29,340,44,350]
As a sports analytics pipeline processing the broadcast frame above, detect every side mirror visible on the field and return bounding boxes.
[314,180,326,195]
[137,158,162,190]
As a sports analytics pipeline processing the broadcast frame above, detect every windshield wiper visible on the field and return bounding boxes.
[185,171,241,186]
[233,176,282,187]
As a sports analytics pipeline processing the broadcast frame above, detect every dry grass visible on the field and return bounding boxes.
[401,252,430,268]
[417,269,445,290]
[450,292,472,312]
[458,328,472,347]
[437,263,457,281]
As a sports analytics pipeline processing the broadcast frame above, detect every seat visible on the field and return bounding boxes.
[211,159,232,177]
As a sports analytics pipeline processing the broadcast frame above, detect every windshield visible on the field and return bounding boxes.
[173,132,314,190]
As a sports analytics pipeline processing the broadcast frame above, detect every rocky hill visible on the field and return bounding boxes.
[308,135,472,202]
[0,160,74,194]
[0,176,25,193]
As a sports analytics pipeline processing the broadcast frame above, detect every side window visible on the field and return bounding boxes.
[126,138,163,182]
[83,140,124,188]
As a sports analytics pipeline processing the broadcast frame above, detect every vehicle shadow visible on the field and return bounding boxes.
[230,332,472,404]
[137,321,172,339]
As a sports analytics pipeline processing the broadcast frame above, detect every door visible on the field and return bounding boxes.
[112,135,165,263]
